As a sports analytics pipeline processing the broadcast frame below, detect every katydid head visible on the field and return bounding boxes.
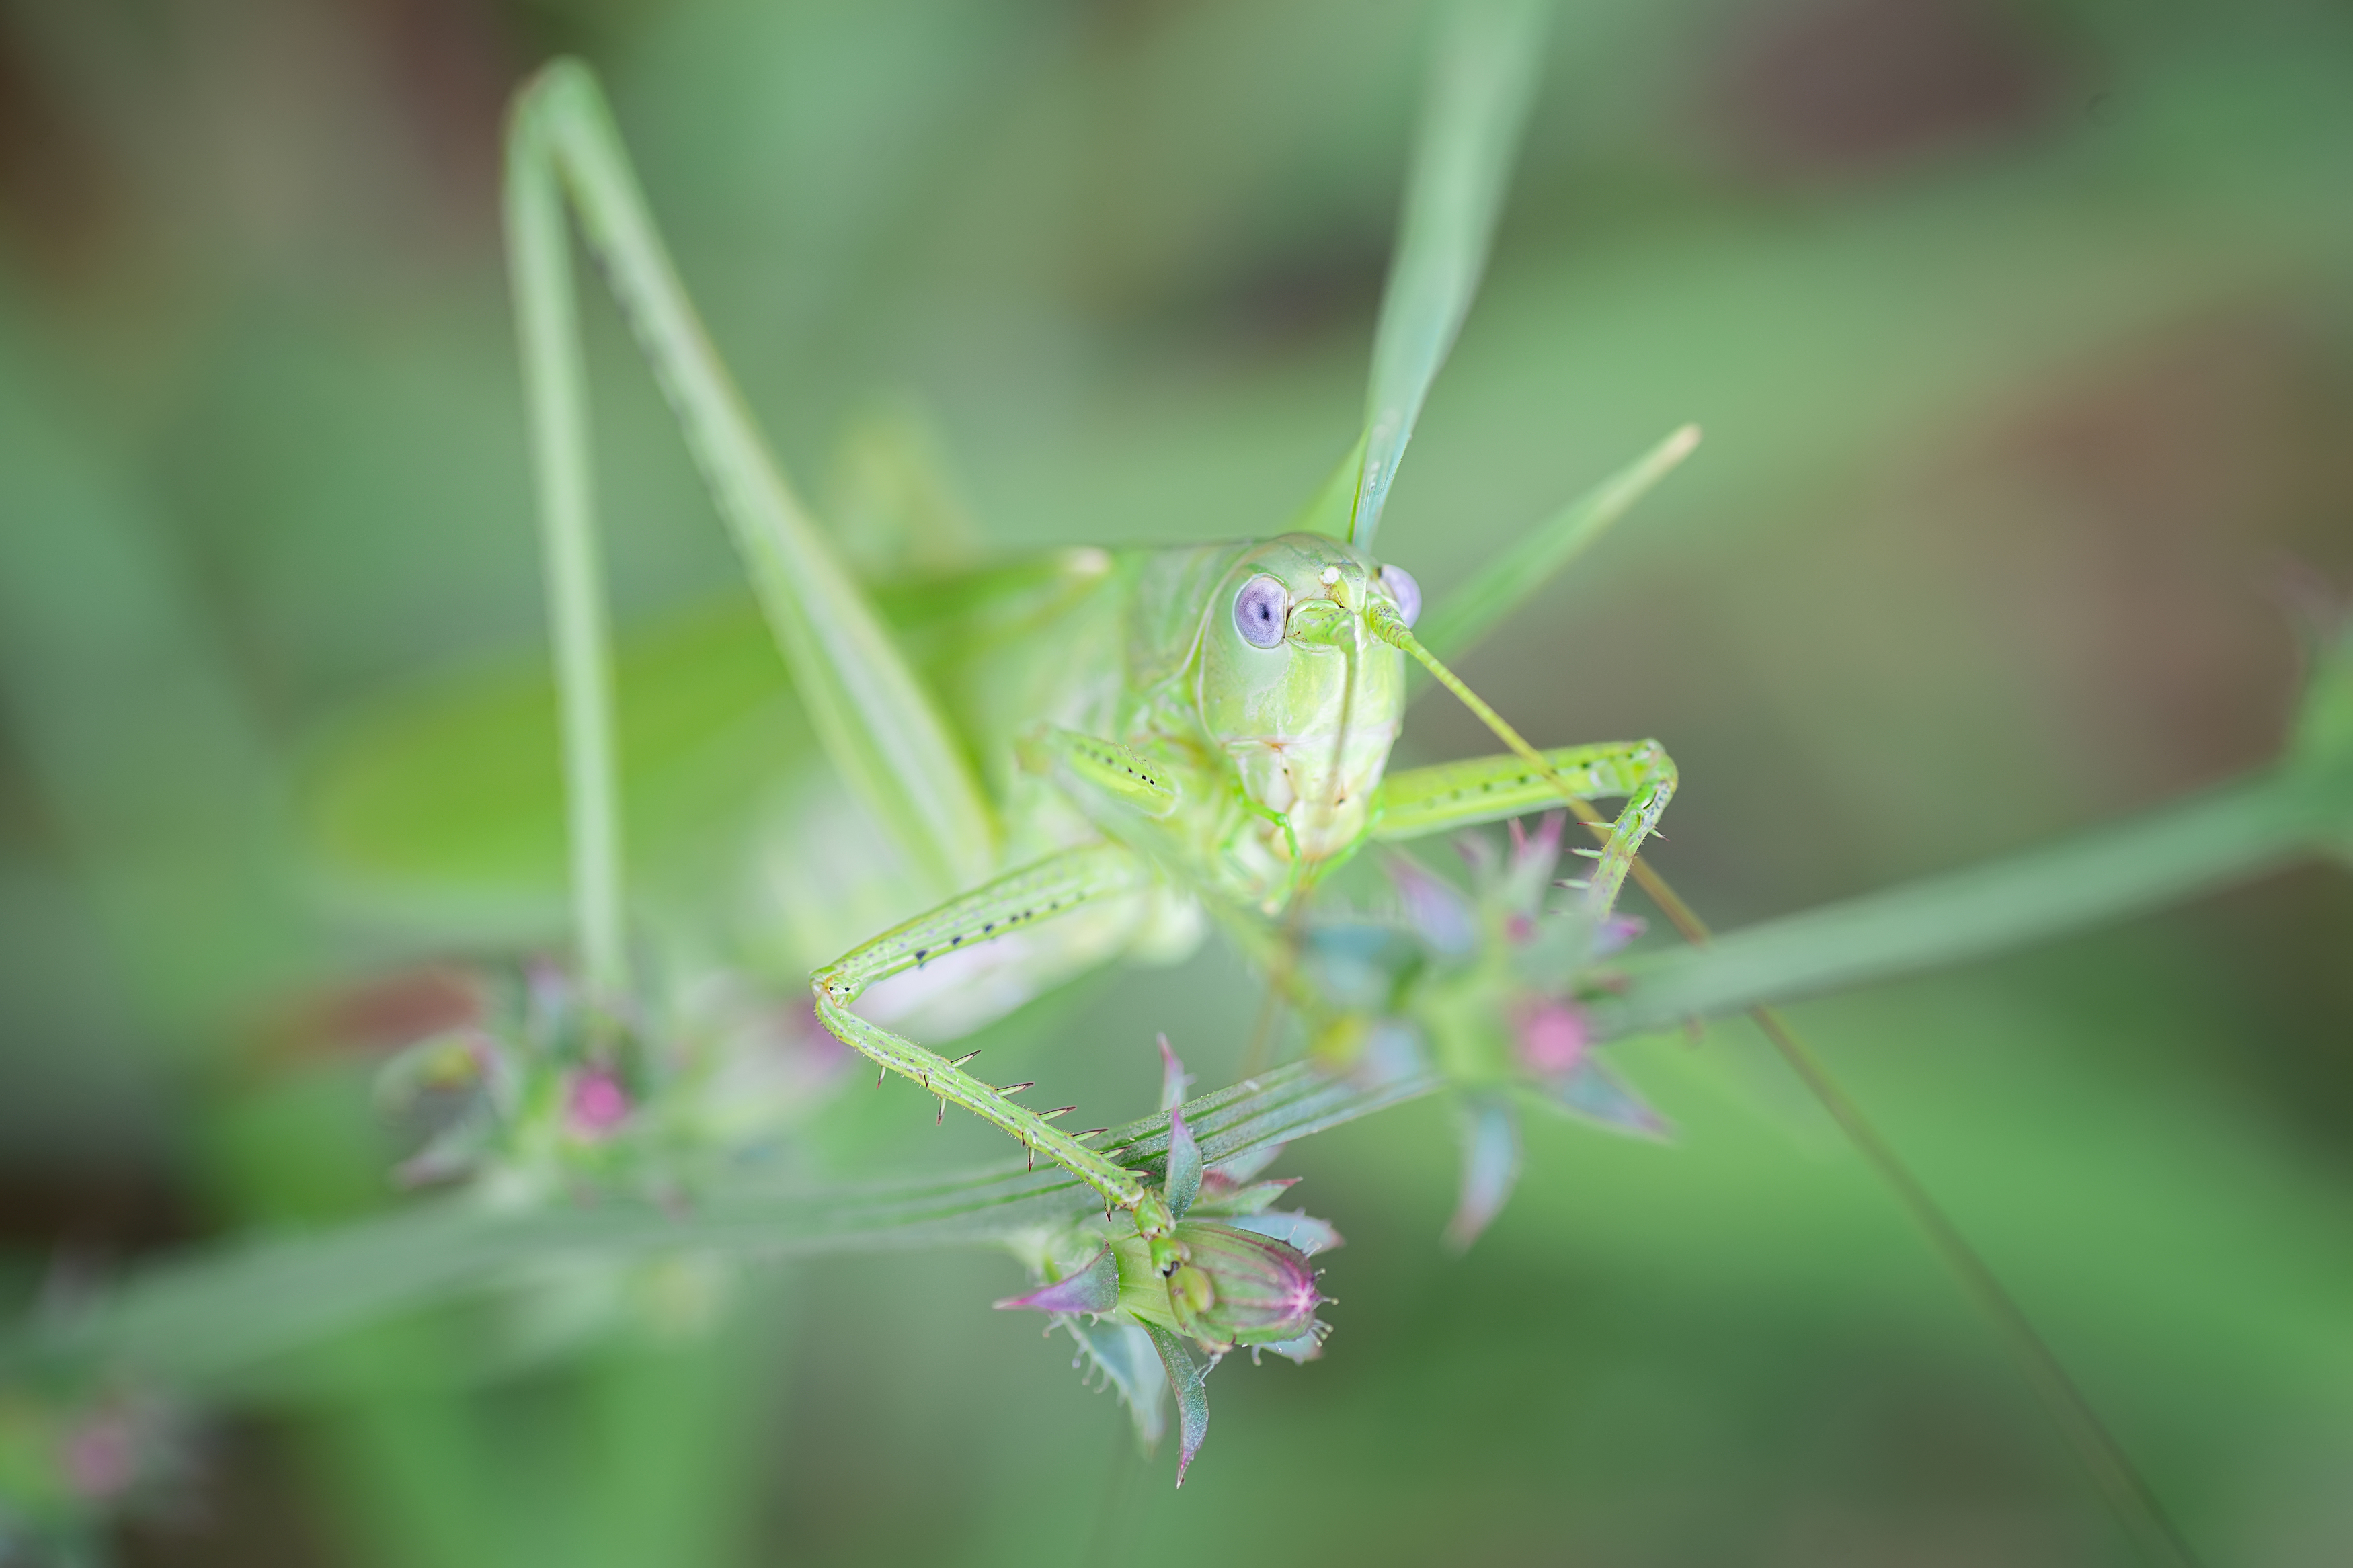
[1195,534,1416,862]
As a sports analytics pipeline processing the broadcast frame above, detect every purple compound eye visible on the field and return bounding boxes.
[1233,574,1290,648]
[1379,563,1422,628]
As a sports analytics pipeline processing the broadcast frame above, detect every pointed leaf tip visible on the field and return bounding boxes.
[1165,1106,1203,1219]
[1445,1095,1522,1251]
[1545,1055,1673,1141]
[994,1246,1119,1315]
[1157,1032,1191,1112]
[1142,1323,1212,1486]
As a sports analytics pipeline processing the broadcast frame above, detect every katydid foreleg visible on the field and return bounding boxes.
[813,1000,1170,1230]
[809,843,1178,1231]
[1375,741,1678,915]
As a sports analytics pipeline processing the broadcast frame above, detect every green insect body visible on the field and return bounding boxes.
[325,5,1694,1243]
[801,534,1675,1225]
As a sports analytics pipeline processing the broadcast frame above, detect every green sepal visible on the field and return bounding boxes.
[1184,1177,1298,1218]
[1164,1106,1203,1220]
[1534,1055,1670,1141]
[1141,1322,1213,1486]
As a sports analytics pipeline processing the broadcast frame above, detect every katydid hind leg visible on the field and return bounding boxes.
[505,61,997,901]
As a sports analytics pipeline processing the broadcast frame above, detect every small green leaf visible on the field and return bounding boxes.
[1164,1107,1203,1219]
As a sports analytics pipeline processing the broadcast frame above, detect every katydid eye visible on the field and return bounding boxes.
[1379,563,1422,628]
[1233,574,1289,649]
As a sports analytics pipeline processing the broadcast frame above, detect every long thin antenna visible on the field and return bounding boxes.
[1375,608,2203,1568]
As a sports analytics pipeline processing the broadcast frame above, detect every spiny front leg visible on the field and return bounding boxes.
[1373,741,1677,915]
[810,843,1176,1235]
[811,1001,1169,1233]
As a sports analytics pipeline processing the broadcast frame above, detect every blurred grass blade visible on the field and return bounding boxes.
[1591,766,2342,1037]
[1351,0,1552,551]
[1414,424,1700,666]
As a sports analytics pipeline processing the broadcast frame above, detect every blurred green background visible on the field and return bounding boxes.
[3,0,2352,1563]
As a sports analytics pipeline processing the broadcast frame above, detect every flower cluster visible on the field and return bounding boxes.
[1300,811,1671,1249]
[996,1044,1338,1484]
[371,960,848,1200]
[0,1384,190,1561]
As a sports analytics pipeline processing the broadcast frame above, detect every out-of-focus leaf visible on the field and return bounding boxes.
[1592,770,2343,1038]
[1444,1093,1521,1251]
[1536,1055,1669,1141]
[1062,1317,1167,1452]
[1412,424,1700,667]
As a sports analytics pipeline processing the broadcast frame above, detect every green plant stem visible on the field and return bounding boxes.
[1593,766,2340,1038]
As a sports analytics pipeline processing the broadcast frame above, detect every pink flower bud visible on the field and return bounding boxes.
[61,1414,136,1500]
[1162,1221,1326,1352]
[1515,1000,1587,1076]
[565,1069,629,1137]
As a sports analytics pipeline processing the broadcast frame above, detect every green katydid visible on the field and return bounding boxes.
[469,0,1691,1240]
[477,17,2200,1542]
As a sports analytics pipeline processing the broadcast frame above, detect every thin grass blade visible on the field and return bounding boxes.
[1413,424,1699,666]
[1351,0,1553,551]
